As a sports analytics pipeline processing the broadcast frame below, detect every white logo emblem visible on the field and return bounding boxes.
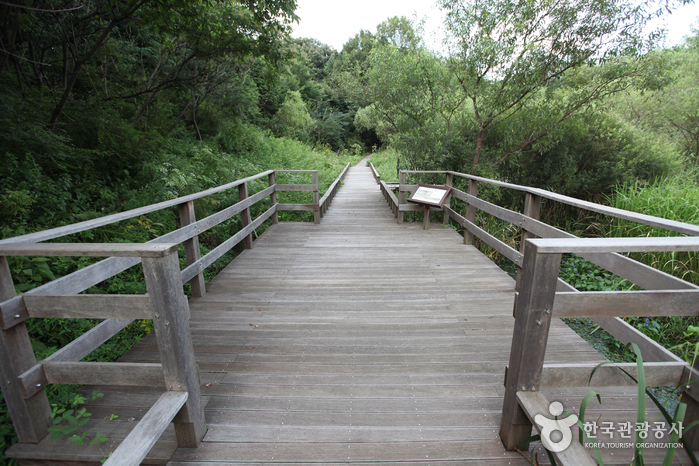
[534,401,578,453]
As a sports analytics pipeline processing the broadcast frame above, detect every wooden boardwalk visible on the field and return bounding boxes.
[78,160,674,464]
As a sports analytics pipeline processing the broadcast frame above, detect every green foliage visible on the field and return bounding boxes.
[47,391,112,461]
[607,174,699,285]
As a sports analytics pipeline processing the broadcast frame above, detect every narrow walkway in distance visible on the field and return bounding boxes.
[124,158,601,464]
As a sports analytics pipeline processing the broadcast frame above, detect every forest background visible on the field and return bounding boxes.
[2,0,699,462]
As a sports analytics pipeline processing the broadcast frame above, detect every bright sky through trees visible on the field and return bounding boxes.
[291,0,699,51]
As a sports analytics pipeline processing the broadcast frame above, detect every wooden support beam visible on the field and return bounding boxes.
[103,391,188,466]
[0,243,177,258]
[516,192,541,291]
[539,361,687,388]
[312,171,320,225]
[465,179,478,245]
[500,242,560,450]
[178,201,205,297]
[16,319,131,398]
[0,256,52,443]
[22,294,152,320]
[398,171,406,224]
[269,173,279,224]
[516,391,597,465]
[142,251,205,447]
[443,173,453,225]
[238,182,253,250]
[553,289,699,318]
[18,362,165,398]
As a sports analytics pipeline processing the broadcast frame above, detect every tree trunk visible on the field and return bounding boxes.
[472,129,485,174]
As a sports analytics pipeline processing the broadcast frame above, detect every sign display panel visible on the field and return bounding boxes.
[407,184,452,208]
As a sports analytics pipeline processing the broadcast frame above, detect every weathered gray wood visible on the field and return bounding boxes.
[516,192,541,291]
[180,207,276,284]
[238,182,253,250]
[380,180,400,218]
[103,391,188,466]
[0,242,177,258]
[540,361,687,388]
[43,319,131,363]
[500,242,560,450]
[23,294,152,320]
[516,391,597,466]
[274,169,317,173]
[275,184,316,192]
[398,171,406,224]
[465,179,478,245]
[447,170,532,192]
[19,362,165,398]
[445,170,699,236]
[312,171,320,225]
[0,170,275,246]
[591,316,685,363]
[369,162,381,183]
[423,206,431,230]
[553,289,699,318]
[276,203,316,211]
[446,207,523,266]
[452,187,527,228]
[443,172,453,224]
[530,236,699,254]
[319,163,350,218]
[527,187,699,237]
[179,201,206,297]
[268,173,279,224]
[142,251,206,447]
[398,203,444,213]
[16,319,131,398]
[0,256,52,443]
[522,217,698,291]
[196,187,274,235]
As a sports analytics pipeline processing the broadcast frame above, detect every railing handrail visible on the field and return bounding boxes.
[398,170,699,237]
[0,166,346,465]
[0,170,275,245]
[379,166,699,462]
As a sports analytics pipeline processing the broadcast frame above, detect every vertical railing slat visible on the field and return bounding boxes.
[465,179,478,245]
[238,182,253,249]
[312,171,320,225]
[0,256,52,443]
[142,251,206,447]
[268,172,278,225]
[178,201,206,298]
[499,241,561,450]
[515,193,542,292]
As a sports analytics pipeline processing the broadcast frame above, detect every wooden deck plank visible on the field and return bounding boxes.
[11,159,687,465]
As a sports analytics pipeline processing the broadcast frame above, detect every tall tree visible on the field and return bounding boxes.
[438,0,688,173]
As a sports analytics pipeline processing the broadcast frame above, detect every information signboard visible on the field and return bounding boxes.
[407,184,452,208]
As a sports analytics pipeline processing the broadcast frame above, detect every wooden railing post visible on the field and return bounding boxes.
[178,201,205,298]
[238,182,253,249]
[142,250,206,447]
[312,171,320,224]
[398,171,406,224]
[0,256,52,443]
[443,173,453,225]
[465,179,478,244]
[268,172,278,225]
[515,193,542,291]
[500,241,560,450]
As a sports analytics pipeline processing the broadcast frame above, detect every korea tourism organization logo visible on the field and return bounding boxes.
[535,401,684,453]
[534,401,578,452]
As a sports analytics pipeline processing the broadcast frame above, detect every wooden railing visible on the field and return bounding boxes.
[371,165,699,464]
[0,166,348,465]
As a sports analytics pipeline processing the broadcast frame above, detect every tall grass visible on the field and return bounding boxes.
[606,173,699,286]
[368,147,401,183]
